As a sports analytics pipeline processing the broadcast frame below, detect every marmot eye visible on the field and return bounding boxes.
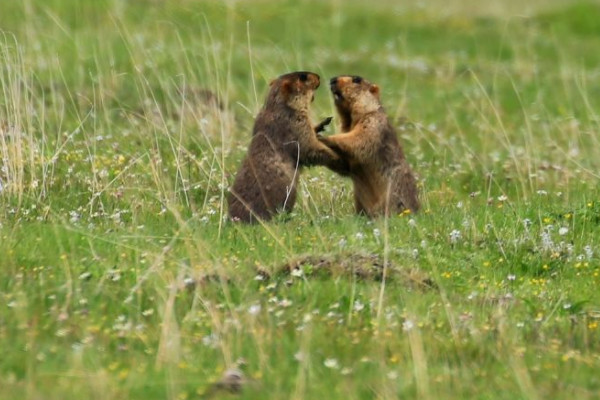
[299,73,308,82]
[352,76,363,84]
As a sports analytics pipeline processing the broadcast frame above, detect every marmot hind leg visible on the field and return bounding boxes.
[394,165,420,213]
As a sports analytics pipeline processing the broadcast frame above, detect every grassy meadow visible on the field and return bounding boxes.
[1,0,600,398]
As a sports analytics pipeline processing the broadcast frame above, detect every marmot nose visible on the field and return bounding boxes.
[329,77,338,86]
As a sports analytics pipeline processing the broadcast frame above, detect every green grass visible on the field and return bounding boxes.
[1,0,600,399]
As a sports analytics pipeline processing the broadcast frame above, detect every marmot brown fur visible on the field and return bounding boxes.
[319,75,420,217]
[228,71,347,223]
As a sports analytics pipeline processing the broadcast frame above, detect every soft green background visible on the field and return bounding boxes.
[1,1,599,399]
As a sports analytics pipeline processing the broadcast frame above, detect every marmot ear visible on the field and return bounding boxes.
[280,80,292,98]
[269,79,276,87]
[369,84,380,97]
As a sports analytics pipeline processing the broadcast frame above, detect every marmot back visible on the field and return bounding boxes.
[228,71,348,223]
[319,75,420,217]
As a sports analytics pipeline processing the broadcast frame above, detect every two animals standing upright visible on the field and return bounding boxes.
[227,71,419,223]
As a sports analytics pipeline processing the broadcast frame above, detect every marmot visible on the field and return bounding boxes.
[228,71,348,223]
[319,75,420,217]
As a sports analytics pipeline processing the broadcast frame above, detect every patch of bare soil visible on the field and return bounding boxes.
[264,252,436,290]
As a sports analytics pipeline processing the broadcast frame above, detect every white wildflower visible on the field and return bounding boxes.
[449,229,461,244]
[109,269,121,282]
[142,308,154,317]
[402,319,415,332]
[248,304,261,316]
[584,245,593,259]
[183,277,195,287]
[291,268,303,278]
[566,243,574,255]
[324,358,339,369]
[202,333,220,348]
[78,271,92,280]
[69,211,80,223]
[353,300,365,312]
[279,298,292,308]
[540,231,553,251]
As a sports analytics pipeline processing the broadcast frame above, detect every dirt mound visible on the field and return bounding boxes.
[263,253,435,290]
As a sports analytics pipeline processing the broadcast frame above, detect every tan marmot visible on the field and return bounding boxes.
[319,75,420,217]
[228,71,348,223]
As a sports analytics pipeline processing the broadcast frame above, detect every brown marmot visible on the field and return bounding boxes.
[319,75,420,217]
[228,71,348,223]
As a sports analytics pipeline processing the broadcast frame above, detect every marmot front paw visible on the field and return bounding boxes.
[314,116,333,133]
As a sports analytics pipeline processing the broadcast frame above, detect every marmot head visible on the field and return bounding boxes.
[330,75,381,125]
[266,71,320,111]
